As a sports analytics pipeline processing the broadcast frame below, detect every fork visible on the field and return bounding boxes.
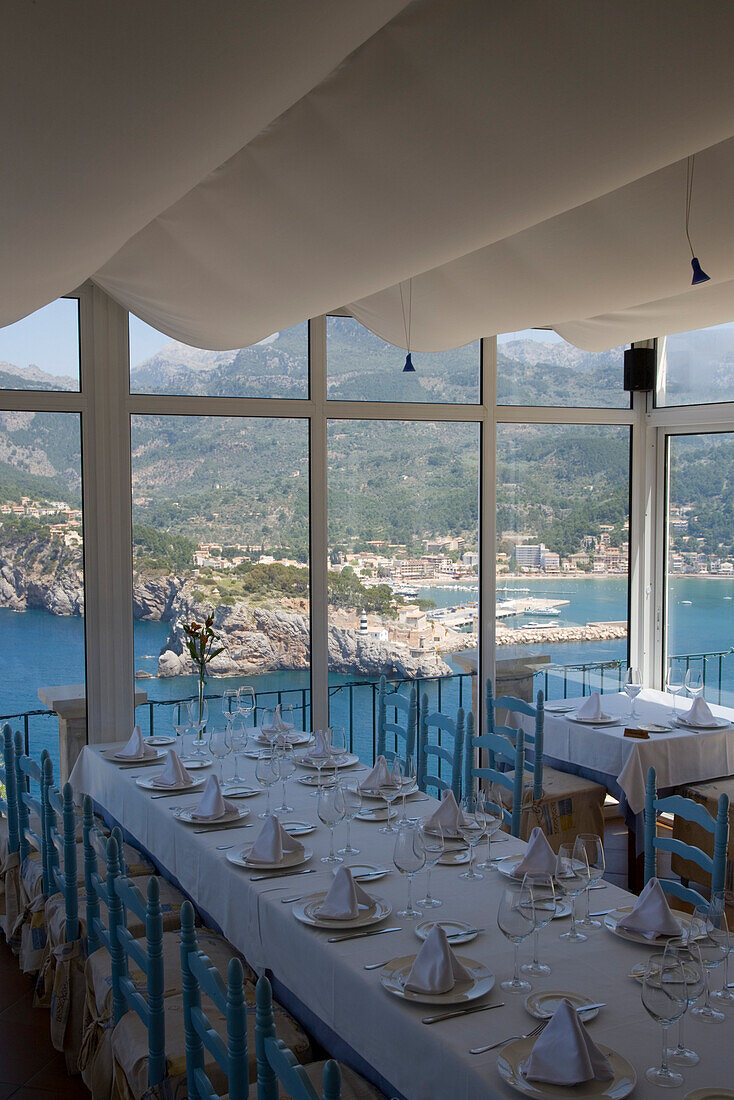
[470,1020,547,1055]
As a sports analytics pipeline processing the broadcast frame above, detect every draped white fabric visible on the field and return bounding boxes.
[4,1,734,350]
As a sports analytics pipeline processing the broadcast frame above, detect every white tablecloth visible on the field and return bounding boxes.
[71,743,734,1099]
[508,689,734,816]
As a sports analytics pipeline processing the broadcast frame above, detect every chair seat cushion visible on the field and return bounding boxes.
[498,766,605,852]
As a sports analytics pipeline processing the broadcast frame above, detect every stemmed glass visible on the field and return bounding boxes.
[398,754,417,823]
[574,833,605,929]
[255,754,280,818]
[684,668,704,703]
[393,820,426,919]
[187,698,209,757]
[641,952,687,1088]
[275,742,296,815]
[208,726,231,784]
[710,892,734,1007]
[555,842,590,942]
[665,665,684,722]
[497,884,535,993]
[377,757,402,834]
[221,689,238,727]
[237,686,255,733]
[476,786,503,871]
[261,707,277,752]
[173,713,192,758]
[417,820,444,909]
[624,667,642,722]
[310,727,333,798]
[520,872,556,976]
[224,716,248,790]
[690,903,727,1022]
[338,781,362,855]
[318,783,345,864]
[664,936,706,1068]
[458,795,487,880]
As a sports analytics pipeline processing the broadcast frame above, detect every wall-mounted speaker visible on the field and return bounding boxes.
[623,346,655,391]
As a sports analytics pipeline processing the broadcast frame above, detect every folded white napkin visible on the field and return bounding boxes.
[152,750,194,788]
[305,728,332,762]
[247,815,305,865]
[358,755,392,792]
[617,877,681,940]
[404,924,473,994]
[684,696,716,727]
[115,725,157,760]
[318,867,374,919]
[575,693,608,721]
[191,775,237,821]
[424,790,467,836]
[513,827,557,878]
[521,999,614,1085]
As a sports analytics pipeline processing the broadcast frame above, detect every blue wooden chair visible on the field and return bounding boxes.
[256,975,342,1100]
[644,765,729,910]
[463,712,525,836]
[46,771,80,947]
[13,733,53,967]
[488,682,544,801]
[417,695,464,800]
[376,676,417,768]
[0,724,22,943]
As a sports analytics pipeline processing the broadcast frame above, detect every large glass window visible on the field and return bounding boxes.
[129,317,309,399]
[131,415,311,739]
[497,329,628,409]
[0,299,80,391]
[496,423,630,699]
[657,324,734,407]
[665,432,734,705]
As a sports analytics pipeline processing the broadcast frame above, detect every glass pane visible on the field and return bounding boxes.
[665,432,734,706]
[327,419,480,762]
[326,316,480,403]
[0,411,84,774]
[0,299,80,391]
[497,328,628,408]
[131,415,311,745]
[658,324,734,406]
[129,317,309,398]
[497,423,630,701]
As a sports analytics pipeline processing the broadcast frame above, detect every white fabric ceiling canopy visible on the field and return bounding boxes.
[4,0,734,352]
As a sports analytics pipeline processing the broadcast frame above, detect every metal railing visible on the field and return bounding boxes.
[537,648,734,704]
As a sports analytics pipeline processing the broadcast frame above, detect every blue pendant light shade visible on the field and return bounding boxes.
[403,352,415,372]
[685,157,710,286]
[690,257,710,285]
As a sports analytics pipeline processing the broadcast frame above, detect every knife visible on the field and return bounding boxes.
[589,909,616,917]
[328,926,402,943]
[249,868,317,882]
[353,870,391,880]
[422,1001,506,1025]
[192,823,254,834]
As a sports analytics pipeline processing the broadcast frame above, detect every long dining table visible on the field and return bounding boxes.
[70,740,734,1100]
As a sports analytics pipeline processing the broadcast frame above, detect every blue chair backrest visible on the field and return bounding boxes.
[464,712,525,836]
[106,835,167,1089]
[2,725,20,858]
[83,794,124,956]
[644,765,729,910]
[376,676,417,768]
[46,770,80,945]
[417,694,464,800]
[14,731,50,889]
[180,901,248,1100]
[487,680,544,801]
[255,975,341,1100]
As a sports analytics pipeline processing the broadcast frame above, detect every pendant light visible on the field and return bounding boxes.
[400,279,415,371]
[685,155,710,285]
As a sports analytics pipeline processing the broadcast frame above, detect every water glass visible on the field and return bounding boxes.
[221,688,238,725]
[497,884,535,992]
[664,936,706,1067]
[225,716,248,788]
[417,820,444,908]
[476,787,503,870]
[377,757,402,834]
[684,668,704,701]
[187,698,209,755]
[237,686,255,728]
[665,665,684,721]
[208,727,231,784]
[275,742,296,815]
[690,903,727,1022]
[393,820,426,919]
[641,952,687,1088]
[398,754,417,823]
[458,796,487,880]
[624,666,642,721]
[255,754,280,818]
[710,892,734,1007]
[520,872,556,976]
[574,833,605,928]
[311,726,333,798]
[555,842,590,942]
[338,781,362,855]
[318,783,345,864]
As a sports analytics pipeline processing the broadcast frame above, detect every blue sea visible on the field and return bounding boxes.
[2,576,732,772]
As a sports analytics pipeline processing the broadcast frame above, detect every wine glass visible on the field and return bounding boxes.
[684,668,704,702]
[173,712,192,758]
[710,892,734,1007]
[318,783,345,864]
[311,727,333,798]
[221,688,238,726]
[458,794,487,880]
[377,756,402,834]
[690,904,727,1022]
[555,842,590,942]
[237,686,255,730]
[260,706,277,752]
[520,872,556,976]
[187,698,209,756]
[641,952,687,1087]
[476,785,504,870]
[417,820,444,908]
[665,664,684,722]
[224,716,248,790]
[281,702,295,730]
[208,726,231,784]
[497,884,535,992]
[275,742,296,815]
[393,820,426,919]
[624,667,642,722]
[664,936,706,1067]
[574,833,605,929]
[398,753,417,823]
[338,780,362,855]
[255,754,280,818]
[328,726,348,767]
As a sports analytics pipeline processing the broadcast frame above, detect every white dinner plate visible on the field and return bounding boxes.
[676,715,730,730]
[297,774,338,788]
[379,954,494,1006]
[685,1090,734,1100]
[355,806,398,822]
[296,752,360,770]
[280,820,316,836]
[415,919,478,945]
[359,781,418,801]
[221,784,260,798]
[641,723,673,733]
[226,845,311,871]
[145,735,177,746]
[497,1036,636,1098]
[629,959,701,985]
[335,862,389,882]
[437,848,470,866]
[604,906,693,945]
[568,714,619,726]
[136,774,207,793]
[174,806,250,826]
[177,758,212,770]
[292,891,391,930]
[255,730,312,747]
[524,990,600,1021]
[105,748,168,765]
[544,703,577,714]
